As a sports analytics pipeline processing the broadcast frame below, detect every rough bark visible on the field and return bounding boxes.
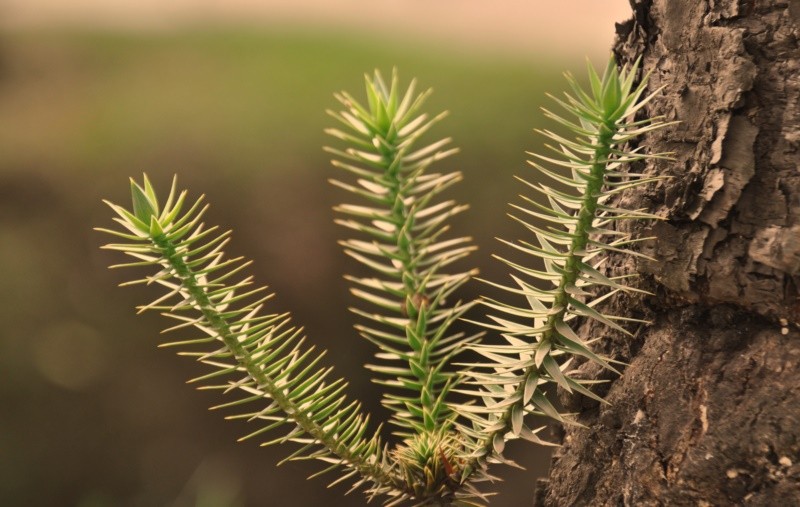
[536,1,800,505]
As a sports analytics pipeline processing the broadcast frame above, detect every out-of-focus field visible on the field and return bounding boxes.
[0,29,602,506]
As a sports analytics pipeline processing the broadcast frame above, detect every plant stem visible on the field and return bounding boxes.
[383,139,443,430]
[463,127,615,477]
[151,233,403,491]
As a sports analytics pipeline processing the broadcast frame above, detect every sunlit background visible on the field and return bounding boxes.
[0,2,631,506]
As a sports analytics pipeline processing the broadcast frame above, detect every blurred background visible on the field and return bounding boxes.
[0,1,631,506]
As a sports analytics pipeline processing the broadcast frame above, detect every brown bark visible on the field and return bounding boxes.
[536,1,800,505]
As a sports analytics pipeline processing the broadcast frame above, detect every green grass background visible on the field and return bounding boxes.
[0,28,596,506]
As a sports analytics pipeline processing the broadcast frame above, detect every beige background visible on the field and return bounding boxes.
[2,0,632,57]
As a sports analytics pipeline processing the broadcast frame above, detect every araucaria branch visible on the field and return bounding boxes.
[98,57,669,506]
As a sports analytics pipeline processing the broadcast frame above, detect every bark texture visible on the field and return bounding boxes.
[537,1,800,505]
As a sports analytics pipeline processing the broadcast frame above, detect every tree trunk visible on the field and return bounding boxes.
[536,1,800,505]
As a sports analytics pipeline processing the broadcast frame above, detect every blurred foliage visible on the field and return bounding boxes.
[0,28,595,506]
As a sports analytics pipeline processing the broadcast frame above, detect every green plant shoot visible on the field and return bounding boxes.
[98,57,669,505]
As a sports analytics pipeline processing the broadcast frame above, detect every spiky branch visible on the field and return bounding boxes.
[451,58,671,494]
[326,70,481,439]
[97,176,407,502]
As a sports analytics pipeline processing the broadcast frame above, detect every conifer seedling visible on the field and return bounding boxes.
[98,58,669,505]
